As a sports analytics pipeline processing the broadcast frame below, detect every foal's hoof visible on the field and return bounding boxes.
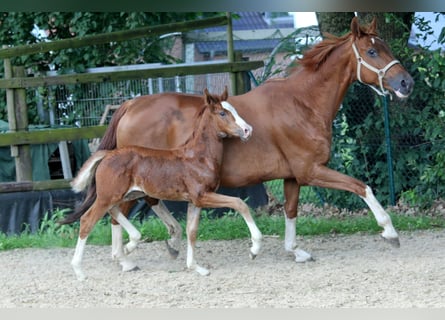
[382,235,401,248]
[165,240,180,259]
[249,252,257,260]
[128,266,140,272]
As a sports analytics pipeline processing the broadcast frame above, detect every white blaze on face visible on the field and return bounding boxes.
[221,101,253,139]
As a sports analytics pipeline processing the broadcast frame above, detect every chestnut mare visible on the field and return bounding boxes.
[66,88,259,280]
[70,17,414,270]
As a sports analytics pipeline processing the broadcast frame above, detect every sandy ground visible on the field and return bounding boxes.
[0,228,444,308]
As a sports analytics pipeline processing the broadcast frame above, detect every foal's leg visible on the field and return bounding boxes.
[195,193,262,258]
[72,201,109,280]
[111,200,135,263]
[185,203,210,276]
[310,165,400,246]
[283,179,314,262]
[111,198,182,265]
[109,207,141,272]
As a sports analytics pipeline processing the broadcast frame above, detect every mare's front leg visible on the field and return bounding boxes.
[186,203,210,276]
[283,179,314,263]
[109,207,141,272]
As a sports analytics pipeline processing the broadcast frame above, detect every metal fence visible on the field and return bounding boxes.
[36,72,232,128]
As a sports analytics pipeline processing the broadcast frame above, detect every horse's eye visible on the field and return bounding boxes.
[367,48,378,57]
[219,111,226,117]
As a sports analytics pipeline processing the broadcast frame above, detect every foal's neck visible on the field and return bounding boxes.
[182,105,224,162]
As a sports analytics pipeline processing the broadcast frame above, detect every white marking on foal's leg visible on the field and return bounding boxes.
[360,185,400,246]
[244,219,262,259]
[284,216,313,263]
[111,224,123,260]
[109,208,141,271]
[111,224,138,271]
[72,237,87,281]
[186,204,209,276]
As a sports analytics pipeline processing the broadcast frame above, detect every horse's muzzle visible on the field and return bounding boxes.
[389,73,414,98]
[240,125,253,142]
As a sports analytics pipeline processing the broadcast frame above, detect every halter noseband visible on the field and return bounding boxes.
[351,40,400,97]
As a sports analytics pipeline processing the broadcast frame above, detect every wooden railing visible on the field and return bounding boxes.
[0,15,264,192]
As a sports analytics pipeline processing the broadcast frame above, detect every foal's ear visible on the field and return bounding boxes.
[221,86,228,101]
[350,16,362,39]
[368,17,377,34]
[204,88,212,105]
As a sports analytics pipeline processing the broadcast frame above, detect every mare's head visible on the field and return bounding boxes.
[299,16,414,98]
[349,16,414,98]
[203,86,252,142]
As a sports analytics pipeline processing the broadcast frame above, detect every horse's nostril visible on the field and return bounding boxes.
[401,79,407,88]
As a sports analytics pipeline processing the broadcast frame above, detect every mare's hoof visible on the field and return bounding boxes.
[382,236,400,248]
[129,266,140,272]
[249,252,257,260]
[165,240,180,259]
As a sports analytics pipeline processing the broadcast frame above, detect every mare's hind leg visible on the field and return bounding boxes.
[283,179,314,263]
[72,201,109,280]
[185,203,210,276]
[109,207,141,272]
[152,200,183,259]
[310,165,400,246]
[195,193,262,259]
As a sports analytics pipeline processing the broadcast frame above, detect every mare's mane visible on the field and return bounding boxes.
[293,24,378,73]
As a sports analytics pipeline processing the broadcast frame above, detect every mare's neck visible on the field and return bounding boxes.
[295,39,355,124]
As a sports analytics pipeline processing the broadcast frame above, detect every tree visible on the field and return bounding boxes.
[0,12,220,73]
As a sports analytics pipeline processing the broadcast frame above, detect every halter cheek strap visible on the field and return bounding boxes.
[352,41,400,97]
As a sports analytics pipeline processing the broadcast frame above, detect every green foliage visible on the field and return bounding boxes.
[1,208,444,251]
[0,12,220,124]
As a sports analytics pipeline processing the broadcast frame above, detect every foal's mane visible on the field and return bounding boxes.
[185,91,222,145]
[295,24,377,73]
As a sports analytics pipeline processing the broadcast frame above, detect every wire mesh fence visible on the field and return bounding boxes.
[36,73,232,128]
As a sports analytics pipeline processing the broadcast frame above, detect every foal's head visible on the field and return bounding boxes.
[203,87,252,141]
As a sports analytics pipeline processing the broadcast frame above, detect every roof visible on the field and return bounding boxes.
[194,12,295,54]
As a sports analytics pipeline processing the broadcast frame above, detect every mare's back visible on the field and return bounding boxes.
[117,93,204,149]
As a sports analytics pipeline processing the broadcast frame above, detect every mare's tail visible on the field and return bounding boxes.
[97,101,129,151]
[58,151,108,225]
[60,102,129,225]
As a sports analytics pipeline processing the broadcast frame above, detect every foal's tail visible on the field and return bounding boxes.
[58,151,108,225]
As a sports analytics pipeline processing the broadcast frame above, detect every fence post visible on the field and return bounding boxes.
[226,12,237,95]
[382,95,395,206]
[11,66,33,181]
[234,52,251,95]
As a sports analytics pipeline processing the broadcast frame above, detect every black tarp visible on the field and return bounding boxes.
[0,184,268,235]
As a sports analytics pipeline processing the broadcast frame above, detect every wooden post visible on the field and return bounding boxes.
[12,66,32,181]
[226,12,237,95]
[234,52,251,95]
[3,49,17,157]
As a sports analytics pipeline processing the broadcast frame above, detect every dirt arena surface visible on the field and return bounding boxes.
[0,228,444,308]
